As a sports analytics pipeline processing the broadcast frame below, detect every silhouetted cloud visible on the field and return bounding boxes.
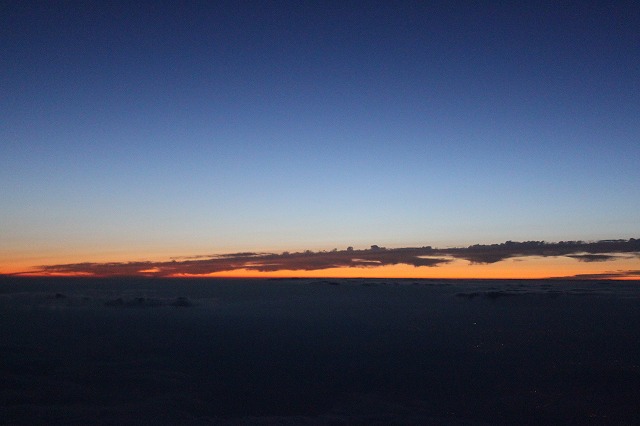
[553,270,640,280]
[444,239,640,264]
[566,254,622,262]
[36,248,451,277]
[34,238,640,277]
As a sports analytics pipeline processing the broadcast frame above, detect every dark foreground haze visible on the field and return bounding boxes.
[1,277,639,425]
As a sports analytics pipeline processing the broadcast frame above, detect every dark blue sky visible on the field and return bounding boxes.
[1,1,639,266]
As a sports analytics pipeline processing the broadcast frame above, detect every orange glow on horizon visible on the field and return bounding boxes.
[168,256,640,280]
[3,253,639,280]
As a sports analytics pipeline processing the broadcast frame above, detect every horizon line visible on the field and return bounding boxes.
[3,238,639,280]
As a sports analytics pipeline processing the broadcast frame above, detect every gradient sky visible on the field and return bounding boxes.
[1,1,639,277]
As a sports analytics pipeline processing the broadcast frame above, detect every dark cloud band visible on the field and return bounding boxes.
[34,238,640,277]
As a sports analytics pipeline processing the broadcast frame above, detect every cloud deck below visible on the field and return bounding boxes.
[1,277,639,425]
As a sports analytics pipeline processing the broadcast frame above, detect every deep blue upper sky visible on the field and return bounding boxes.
[1,1,639,261]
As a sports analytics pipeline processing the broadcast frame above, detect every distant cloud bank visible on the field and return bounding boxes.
[27,239,640,278]
[551,270,640,280]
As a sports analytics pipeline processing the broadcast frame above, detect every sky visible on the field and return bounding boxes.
[1,1,639,278]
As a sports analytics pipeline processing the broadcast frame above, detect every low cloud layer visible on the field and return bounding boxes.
[554,270,640,280]
[26,238,640,277]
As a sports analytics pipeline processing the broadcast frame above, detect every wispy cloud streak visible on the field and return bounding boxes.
[553,270,640,280]
[34,239,640,277]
